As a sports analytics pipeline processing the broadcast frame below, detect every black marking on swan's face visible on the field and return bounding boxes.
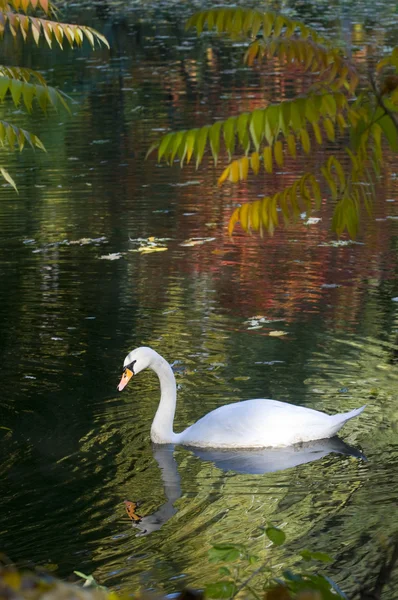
[124,359,136,375]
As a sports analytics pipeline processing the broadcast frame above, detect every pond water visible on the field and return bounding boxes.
[1,0,398,597]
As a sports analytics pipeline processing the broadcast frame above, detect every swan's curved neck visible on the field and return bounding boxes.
[150,355,178,443]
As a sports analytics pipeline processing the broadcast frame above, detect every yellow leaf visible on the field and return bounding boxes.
[2,571,21,590]
[261,197,270,229]
[239,156,249,181]
[250,151,260,174]
[138,246,167,254]
[323,117,335,141]
[287,133,296,158]
[218,165,230,187]
[239,202,250,231]
[336,113,347,133]
[269,196,278,227]
[300,129,310,153]
[229,160,240,183]
[263,146,273,173]
[269,330,288,337]
[228,207,240,236]
[250,200,261,231]
[312,122,323,144]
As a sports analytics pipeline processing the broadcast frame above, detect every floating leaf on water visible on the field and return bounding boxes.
[168,180,202,187]
[269,331,288,337]
[136,247,168,254]
[129,236,172,243]
[128,236,170,253]
[99,253,124,260]
[124,500,142,523]
[255,361,285,365]
[304,217,322,225]
[318,240,363,247]
[180,237,216,247]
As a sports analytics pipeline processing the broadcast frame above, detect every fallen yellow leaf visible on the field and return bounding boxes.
[269,331,288,337]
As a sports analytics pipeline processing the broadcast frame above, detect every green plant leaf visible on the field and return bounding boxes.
[208,544,243,563]
[0,166,18,192]
[205,582,237,599]
[379,115,398,151]
[300,550,333,563]
[265,525,286,546]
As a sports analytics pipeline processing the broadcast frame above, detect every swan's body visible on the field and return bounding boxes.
[118,347,365,449]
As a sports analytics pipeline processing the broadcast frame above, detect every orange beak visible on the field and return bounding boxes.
[117,367,133,391]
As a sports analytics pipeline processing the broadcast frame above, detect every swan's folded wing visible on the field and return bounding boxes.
[179,399,334,448]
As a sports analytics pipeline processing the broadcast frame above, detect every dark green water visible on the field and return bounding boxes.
[1,1,398,597]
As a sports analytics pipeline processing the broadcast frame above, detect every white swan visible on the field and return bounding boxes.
[117,347,365,448]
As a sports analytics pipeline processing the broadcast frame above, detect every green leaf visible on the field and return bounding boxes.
[262,107,275,147]
[379,115,398,152]
[185,129,197,164]
[218,567,231,576]
[170,130,185,163]
[300,550,333,563]
[300,128,311,153]
[209,121,222,164]
[195,125,210,168]
[322,93,337,118]
[157,132,173,162]
[290,101,302,132]
[205,582,236,599]
[10,79,23,105]
[208,544,243,563]
[265,525,286,546]
[249,109,265,151]
[1,167,18,192]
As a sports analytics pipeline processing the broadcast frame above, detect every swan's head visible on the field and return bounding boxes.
[117,346,156,391]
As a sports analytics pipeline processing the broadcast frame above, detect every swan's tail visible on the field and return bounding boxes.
[328,405,366,437]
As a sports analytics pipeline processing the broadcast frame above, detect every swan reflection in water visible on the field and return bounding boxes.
[129,438,365,536]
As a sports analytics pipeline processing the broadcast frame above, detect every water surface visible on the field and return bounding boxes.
[1,1,398,597]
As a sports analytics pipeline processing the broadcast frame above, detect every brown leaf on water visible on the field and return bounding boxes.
[124,500,142,523]
[264,585,292,600]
